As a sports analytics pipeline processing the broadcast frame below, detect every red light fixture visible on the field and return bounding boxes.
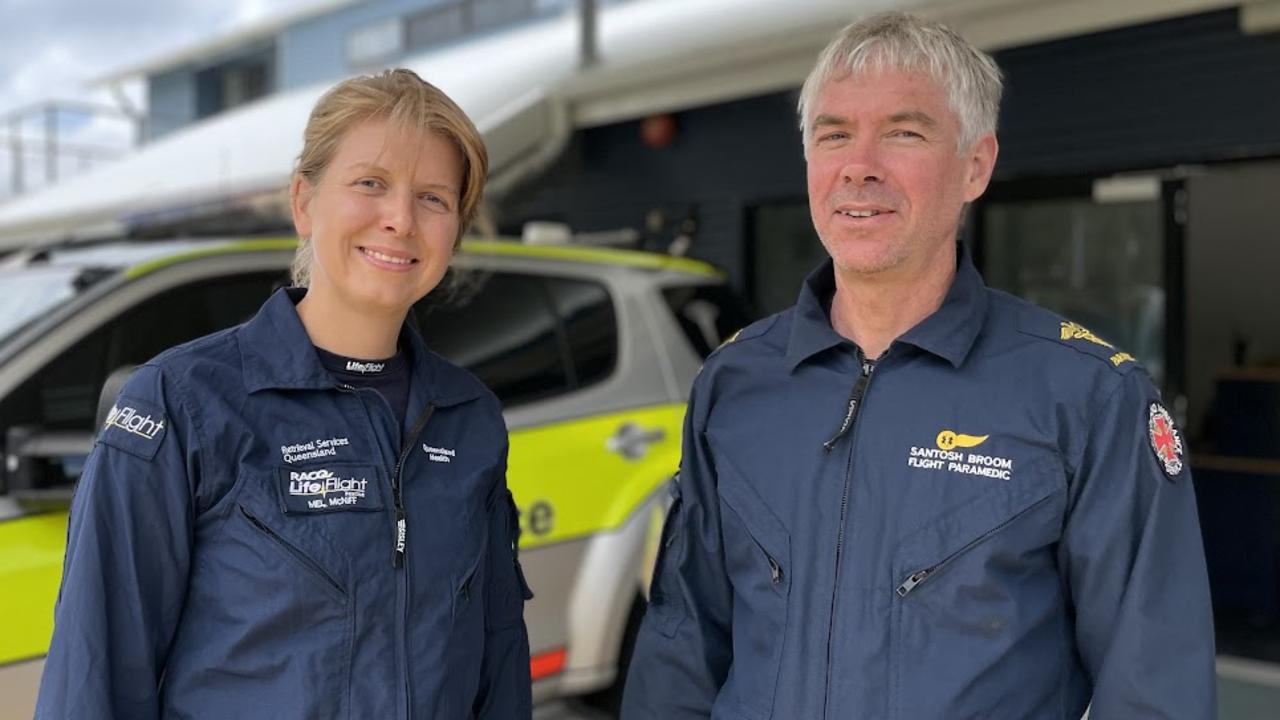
[640,113,676,149]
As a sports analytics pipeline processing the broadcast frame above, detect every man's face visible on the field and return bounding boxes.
[805,67,997,278]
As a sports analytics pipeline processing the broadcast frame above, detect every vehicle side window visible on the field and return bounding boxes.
[544,276,617,390]
[103,273,285,382]
[414,270,572,408]
[662,283,756,359]
[0,271,282,489]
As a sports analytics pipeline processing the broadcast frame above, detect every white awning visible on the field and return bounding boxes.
[0,0,1231,249]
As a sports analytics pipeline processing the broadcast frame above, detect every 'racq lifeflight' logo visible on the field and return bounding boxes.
[103,404,165,440]
[288,468,369,509]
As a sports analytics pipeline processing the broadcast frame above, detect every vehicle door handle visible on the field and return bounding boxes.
[606,422,666,461]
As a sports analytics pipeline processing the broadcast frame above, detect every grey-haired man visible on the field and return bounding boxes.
[623,12,1215,720]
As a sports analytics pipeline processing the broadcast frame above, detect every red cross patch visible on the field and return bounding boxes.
[1147,403,1184,478]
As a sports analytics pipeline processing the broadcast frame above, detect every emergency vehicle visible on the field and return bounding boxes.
[0,235,749,715]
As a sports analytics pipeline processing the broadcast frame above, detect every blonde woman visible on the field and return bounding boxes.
[36,69,532,719]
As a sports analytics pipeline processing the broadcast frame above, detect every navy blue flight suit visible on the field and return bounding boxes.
[36,288,532,719]
[624,248,1215,719]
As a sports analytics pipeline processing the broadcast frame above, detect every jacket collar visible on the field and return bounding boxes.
[786,243,988,370]
[239,288,483,406]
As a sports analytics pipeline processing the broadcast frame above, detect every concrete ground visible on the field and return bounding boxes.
[5,656,1276,719]
[538,656,1280,720]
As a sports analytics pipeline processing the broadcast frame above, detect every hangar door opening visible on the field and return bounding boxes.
[1183,160,1280,665]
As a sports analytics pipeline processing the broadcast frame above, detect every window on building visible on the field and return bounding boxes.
[472,0,534,29]
[981,196,1166,386]
[406,3,468,51]
[747,200,826,315]
[195,45,276,119]
[347,17,405,67]
[404,0,549,54]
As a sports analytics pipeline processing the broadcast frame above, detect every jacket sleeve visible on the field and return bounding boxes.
[1059,370,1216,718]
[473,439,533,719]
[622,376,734,719]
[34,365,200,720]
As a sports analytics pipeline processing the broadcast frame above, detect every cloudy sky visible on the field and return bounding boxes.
[0,0,327,110]
[0,0,324,196]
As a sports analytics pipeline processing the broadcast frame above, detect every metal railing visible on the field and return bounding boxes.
[0,100,141,201]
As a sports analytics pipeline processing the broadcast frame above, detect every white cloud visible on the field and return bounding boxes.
[0,0,329,198]
[233,0,275,25]
[0,0,330,111]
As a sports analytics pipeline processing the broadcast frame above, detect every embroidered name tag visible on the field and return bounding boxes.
[277,464,384,514]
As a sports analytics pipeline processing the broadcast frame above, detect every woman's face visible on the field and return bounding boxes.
[292,117,463,317]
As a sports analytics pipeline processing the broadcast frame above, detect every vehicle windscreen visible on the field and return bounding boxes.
[0,267,83,346]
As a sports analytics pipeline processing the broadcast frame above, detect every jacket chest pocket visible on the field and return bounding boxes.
[239,504,349,603]
[229,467,364,600]
[194,480,355,719]
[716,467,791,720]
[890,473,1067,720]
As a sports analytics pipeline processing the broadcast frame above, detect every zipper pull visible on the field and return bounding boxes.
[823,397,859,453]
[768,555,783,585]
[393,507,406,568]
[822,357,874,452]
[896,568,931,597]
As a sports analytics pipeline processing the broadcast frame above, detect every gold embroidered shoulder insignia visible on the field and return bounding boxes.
[1060,321,1113,349]
[717,329,743,351]
[1110,352,1135,367]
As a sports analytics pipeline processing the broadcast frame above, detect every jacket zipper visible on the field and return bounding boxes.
[822,356,873,452]
[895,492,1058,597]
[336,382,435,720]
[392,403,436,567]
[239,505,346,600]
[822,353,874,720]
[721,482,786,589]
[742,527,784,588]
[337,383,435,569]
[393,402,435,720]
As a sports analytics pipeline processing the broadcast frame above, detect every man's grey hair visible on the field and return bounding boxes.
[797,12,1004,152]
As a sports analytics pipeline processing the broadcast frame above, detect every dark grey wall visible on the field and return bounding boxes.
[501,8,1280,298]
[499,92,808,290]
[995,8,1280,179]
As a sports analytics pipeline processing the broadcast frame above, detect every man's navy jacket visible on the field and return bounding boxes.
[36,288,532,719]
[624,249,1215,719]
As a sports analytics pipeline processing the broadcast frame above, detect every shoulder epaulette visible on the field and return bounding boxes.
[708,314,780,359]
[1018,318,1141,375]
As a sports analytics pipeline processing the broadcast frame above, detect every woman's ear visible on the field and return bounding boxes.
[291,175,314,238]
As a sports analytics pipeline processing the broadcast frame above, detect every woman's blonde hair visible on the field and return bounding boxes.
[291,68,488,287]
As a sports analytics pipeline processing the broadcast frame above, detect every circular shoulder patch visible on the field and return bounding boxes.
[1147,403,1185,478]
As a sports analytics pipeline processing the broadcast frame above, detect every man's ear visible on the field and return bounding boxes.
[962,133,999,203]
[291,174,314,238]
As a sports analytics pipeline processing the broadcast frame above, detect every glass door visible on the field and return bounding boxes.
[974,176,1184,397]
